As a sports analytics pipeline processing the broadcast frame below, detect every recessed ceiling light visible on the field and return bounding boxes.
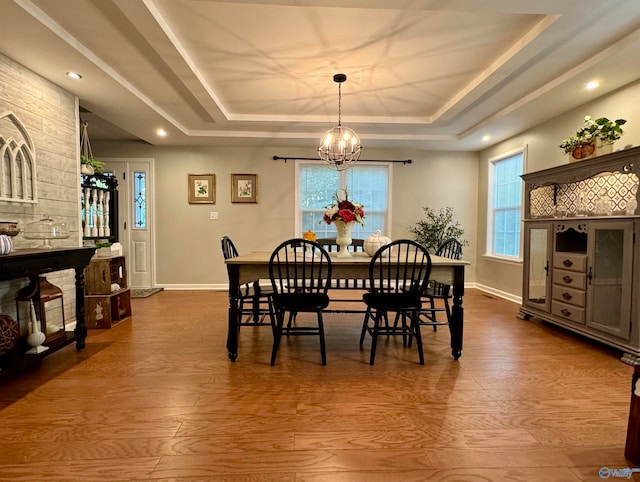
[156,128,167,137]
[482,135,491,142]
[585,80,600,90]
[66,71,82,80]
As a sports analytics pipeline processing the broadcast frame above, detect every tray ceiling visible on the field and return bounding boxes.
[2,0,640,151]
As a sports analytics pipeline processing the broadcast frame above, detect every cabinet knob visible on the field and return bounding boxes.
[562,292,572,300]
[562,275,573,284]
[561,308,571,317]
[563,259,574,267]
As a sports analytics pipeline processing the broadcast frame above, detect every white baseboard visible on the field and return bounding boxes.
[155,282,523,304]
[469,282,522,304]
[155,284,227,291]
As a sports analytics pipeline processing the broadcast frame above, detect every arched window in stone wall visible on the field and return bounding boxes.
[0,111,37,203]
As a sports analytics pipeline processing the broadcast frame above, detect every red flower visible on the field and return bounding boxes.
[338,200,355,211]
[338,209,356,223]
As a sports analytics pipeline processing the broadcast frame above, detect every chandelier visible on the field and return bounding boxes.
[318,73,362,171]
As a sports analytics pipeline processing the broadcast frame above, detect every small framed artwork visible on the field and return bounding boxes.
[188,174,215,204]
[231,173,258,203]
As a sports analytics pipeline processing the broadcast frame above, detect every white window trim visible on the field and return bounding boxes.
[485,145,527,261]
[294,160,393,238]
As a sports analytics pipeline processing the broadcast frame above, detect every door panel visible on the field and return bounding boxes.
[101,158,155,289]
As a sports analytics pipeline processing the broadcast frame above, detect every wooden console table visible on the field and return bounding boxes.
[0,247,96,380]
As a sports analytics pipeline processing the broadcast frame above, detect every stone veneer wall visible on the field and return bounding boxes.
[0,52,81,335]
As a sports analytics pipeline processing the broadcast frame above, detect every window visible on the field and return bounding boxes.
[296,162,391,239]
[487,147,525,258]
[133,171,147,229]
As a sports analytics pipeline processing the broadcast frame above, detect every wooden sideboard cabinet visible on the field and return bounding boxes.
[84,255,131,329]
[518,146,640,364]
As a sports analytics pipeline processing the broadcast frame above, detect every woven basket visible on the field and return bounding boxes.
[0,314,19,355]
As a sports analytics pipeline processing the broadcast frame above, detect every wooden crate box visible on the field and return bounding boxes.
[84,256,127,295]
[85,289,131,329]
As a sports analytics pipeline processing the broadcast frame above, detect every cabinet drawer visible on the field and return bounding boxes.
[553,268,587,290]
[553,253,587,272]
[552,300,586,324]
[552,285,586,307]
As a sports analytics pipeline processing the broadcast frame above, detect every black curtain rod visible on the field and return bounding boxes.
[273,155,412,165]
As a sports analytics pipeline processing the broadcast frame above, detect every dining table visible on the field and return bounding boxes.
[224,250,469,362]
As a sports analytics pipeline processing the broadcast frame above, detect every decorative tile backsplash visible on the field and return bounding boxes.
[530,171,638,217]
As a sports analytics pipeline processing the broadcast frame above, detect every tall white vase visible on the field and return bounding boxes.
[334,220,355,258]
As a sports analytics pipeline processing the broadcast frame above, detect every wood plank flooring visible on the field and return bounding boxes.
[0,289,638,481]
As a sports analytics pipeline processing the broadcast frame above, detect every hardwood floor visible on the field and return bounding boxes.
[0,289,637,481]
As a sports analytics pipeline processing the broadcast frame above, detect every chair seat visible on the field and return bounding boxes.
[239,280,274,297]
[275,293,330,311]
[423,282,450,299]
[363,292,420,311]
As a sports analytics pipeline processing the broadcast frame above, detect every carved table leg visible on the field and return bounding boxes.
[74,267,87,350]
[449,265,464,360]
[226,265,240,361]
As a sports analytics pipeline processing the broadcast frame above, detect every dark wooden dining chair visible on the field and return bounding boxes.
[360,239,432,365]
[316,238,367,298]
[221,236,274,330]
[420,237,463,330]
[268,238,332,366]
[316,238,364,253]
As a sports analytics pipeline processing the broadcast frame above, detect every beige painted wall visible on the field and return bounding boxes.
[476,80,640,300]
[92,142,479,288]
[0,53,81,331]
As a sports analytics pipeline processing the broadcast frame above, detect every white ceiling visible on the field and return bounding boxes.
[2,0,640,152]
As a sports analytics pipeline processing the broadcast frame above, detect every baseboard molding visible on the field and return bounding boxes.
[470,282,522,304]
[156,282,523,304]
[155,284,227,291]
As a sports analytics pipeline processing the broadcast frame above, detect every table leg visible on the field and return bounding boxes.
[449,265,464,360]
[74,267,87,350]
[226,265,240,361]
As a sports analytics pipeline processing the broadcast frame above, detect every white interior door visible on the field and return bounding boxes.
[102,158,155,289]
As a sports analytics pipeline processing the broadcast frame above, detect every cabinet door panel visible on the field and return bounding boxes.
[523,223,552,312]
[586,222,633,339]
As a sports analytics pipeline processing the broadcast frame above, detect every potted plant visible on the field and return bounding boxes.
[80,119,104,174]
[408,206,466,253]
[80,154,105,175]
[560,115,627,160]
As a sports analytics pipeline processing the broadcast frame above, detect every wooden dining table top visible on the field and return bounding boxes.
[225,250,468,284]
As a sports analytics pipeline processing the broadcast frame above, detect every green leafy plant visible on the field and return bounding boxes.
[409,206,466,253]
[559,115,627,154]
[81,154,105,174]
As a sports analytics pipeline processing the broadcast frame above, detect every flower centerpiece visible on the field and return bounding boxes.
[322,190,365,226]
[322,190,364,257]
[560,115,627,160]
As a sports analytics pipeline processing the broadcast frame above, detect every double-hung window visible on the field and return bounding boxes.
[296,161,391,239]
[487,147,526,259]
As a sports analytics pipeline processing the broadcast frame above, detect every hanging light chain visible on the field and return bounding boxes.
[337,81,342,127]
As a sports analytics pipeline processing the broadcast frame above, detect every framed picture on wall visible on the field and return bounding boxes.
[231,173,257,203]
[188,173,215,204]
